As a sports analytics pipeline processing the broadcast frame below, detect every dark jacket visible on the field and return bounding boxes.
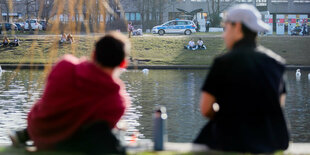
[195,39,289,153]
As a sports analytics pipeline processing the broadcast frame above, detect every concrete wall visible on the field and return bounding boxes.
[268,1,310,14]
[120,0,140,13]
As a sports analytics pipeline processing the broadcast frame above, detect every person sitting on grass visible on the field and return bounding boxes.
[197,38,206,50]
[66,34,74,44]
[9,36,20,47]
[9,31,131,154]
[184,39,197,50]
[2,36,10,47]
[133,28,143,36]
[59,33,67,44]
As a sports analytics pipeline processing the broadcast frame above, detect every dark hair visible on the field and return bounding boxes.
[95,32,129,68]
[241,24,257,41]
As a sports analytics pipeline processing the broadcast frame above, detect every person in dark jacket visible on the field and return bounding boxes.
[194,4,289,154]
[9,36,20,46]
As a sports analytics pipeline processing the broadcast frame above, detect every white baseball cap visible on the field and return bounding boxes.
[223,4,270,32]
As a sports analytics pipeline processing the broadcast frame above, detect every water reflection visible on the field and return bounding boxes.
[121,70,207,142]
[0,70,43,144]
[0,69,309,145]
[286,70,310,142]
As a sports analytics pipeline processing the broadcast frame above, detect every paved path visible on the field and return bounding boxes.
[0,142,309,154]
[1,64,310,70]
[128,142,310,154]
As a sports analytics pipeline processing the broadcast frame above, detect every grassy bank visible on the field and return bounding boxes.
[0,35,309,65]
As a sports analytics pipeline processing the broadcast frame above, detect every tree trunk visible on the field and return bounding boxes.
[217,0,220,15]
[140,0,145,31]
[26,0,34,34]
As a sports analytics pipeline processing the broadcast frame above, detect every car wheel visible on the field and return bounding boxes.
[158,29,165,36]
[185,30,192,35]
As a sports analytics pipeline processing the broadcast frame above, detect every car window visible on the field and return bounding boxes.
[177,21,187,25]
[164,21,173,26]
[163,22,169,26]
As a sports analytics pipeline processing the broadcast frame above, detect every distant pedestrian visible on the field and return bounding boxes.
[128,22,133,38]
[196,22,200,32]
[205,21,210,32]
[194,19,199,32]
[302,25,307,36]
[194,4,289,154]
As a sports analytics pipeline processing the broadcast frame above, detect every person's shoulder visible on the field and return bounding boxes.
[58,54,80,66]
[210,53,232,67]
[49,55,81,77]
[255,45,286,65]
[215,50,235,62]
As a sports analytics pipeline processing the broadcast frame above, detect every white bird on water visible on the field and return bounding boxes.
[296,69,301,78]
[308,73,310,80]
[142,68,149,75]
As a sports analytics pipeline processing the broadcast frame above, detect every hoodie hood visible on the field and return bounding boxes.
[75,61,120,96]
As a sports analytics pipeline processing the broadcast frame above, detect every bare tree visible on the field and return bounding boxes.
[23,0,37,33]
[24,0,36,19]
[0,0,10,22]
[206,0,236,27]
[138,0,168,31]
[206,0,221,27]
[39,0,54,24]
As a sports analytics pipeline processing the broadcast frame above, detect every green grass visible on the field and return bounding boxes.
[130,36,225,65]
[0,36,96,64]
[258,36,310,65]
[0,146,84,155]
[130,35,310,66]
[0,35,309,66]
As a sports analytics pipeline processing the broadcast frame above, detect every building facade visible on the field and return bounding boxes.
[121,0,310,32]
[268,0,310,33]
[1,0,309,33]
[0,0,42,22]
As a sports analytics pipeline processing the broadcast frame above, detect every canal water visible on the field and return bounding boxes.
[0,69,309,145]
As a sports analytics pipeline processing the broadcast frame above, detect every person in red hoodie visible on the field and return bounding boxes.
[10,31,130,154]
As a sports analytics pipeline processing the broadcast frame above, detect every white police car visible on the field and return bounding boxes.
[152,20,197,35]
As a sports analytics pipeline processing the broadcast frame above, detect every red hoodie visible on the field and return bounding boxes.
[27,55,128,149]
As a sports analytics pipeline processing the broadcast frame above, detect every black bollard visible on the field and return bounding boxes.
[153,106,167,151]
